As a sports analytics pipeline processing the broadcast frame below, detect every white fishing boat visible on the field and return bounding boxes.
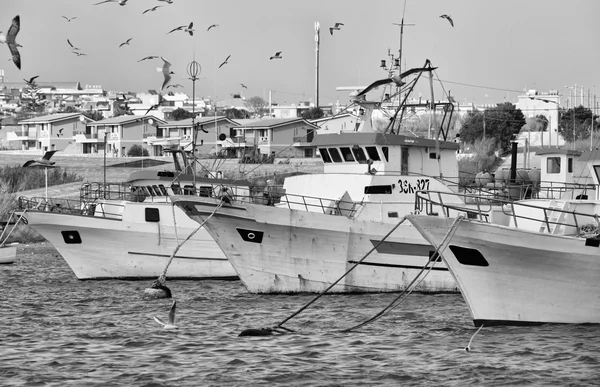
[0,245,17,264]
[171,61,468,294]
[407,149,600,325]
[17,149,238,280]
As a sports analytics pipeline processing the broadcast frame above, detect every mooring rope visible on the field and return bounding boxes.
[271,216,408,332]
[0,210,28,247]
[340,214,465,333]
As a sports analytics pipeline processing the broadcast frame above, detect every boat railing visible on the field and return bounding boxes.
[414,190,600,237]
[17,196,125,220]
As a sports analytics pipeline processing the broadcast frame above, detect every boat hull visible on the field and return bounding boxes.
[0,246,17,264]
[173,196,458,294]
[20,203,235,280]
[407,214,600,325]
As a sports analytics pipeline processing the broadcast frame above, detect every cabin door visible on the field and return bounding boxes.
[401,146,409,175]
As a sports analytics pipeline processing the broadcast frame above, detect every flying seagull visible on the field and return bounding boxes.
[329,22,344,35]
[144,94,165,115]
[0,15,21,70]
[166,84,183,89]
[218,55,231,69]
[67,39,80,51]
[23,150,59,168]
[157,57,173,90]
[138,55,158,62]
[72,51,87,56]
[269,51,282,60]
[158,0,174,3]
[24,75,39,85]
[440,14,454,27]
[154,300,178,329]
[184,22,195,36]
[94,0,128,5]
[119,38,133,47]
[62,16,77,22]
[207,24,219,31]
[240,83,248,89]
[142,5,162,14]
[167,24,186,34]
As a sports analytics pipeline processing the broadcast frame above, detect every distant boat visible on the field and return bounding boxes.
[0,245,17,264]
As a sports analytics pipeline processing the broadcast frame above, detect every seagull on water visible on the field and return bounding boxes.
[218,55,231,69]
[269,51,282,60]
[240,83,248,89]
[157,57,174,90]
[207,24,219,31]
[119,38,133,47]
[138,55,158,62]
[440,14,454,27]
[94,0,128,5]
[23,150,59,168]
[142,5,162,14]
[0,15,21,70]
[329,22,344,35]
[154,300,178,329]
[62,16,77,22]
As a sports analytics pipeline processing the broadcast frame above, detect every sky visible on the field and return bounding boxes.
[2,0,599,108]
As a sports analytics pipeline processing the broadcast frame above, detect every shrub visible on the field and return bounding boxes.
[127,145,149,157]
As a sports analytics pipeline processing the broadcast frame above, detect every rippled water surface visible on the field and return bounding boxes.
[1,244,598,386]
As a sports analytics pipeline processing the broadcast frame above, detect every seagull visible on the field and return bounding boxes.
[166,84,183,89]
[142,5,162,14]
[24,75,39,85]
[94,0,128,5]
[158,0,174,3]
[329,22,344,35]
[67,39,80,51]
[119,38,133,47]
[240,83,248,89]
[218,55,231,69]
[207,24,219,31]
[23,150,59,167]
[440,14,454,27]
[269,51,282,60]
[157,57,173,90]
[72,51,87,56]
[464,324,484,352]
[137,55,159,62]
[184,22,194,36]
[0,15,21,70]
[62,16,77,22]
[153,300,178,329]
[167,24,186,34]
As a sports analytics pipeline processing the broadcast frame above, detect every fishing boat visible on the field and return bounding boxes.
[16,148,239,280]
[170,60,470,294]
[406,148,600,325]
[0,245,17,264]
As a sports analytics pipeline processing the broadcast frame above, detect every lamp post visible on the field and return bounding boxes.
[187,59,202,177]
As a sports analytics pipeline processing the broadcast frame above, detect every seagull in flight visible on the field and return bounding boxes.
[142,5,162,14]
[154,300,178,329]
[119,38,133,47]
[157,57,174,90]
[138,55,158,62]
[158,0,174,3]
[144,94,165,116]
[167,22,192,35]
[67,39,81,51]
[62,16,77,22]
[184,22,195,36]
[240,83,248,89]
[24,75,39,85]
[23,150,59,168]
[269,51,282,60]
[218,55,231,69]
[329,22,344,35]
[440,14,454,27]
[0,15,21,70]
[94,0,128,5]
[72,51,87,56]
[207,24,219,31]
[166,84,183,89]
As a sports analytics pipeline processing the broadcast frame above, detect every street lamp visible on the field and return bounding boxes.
[22,150,59,209]
[187,59,201,176]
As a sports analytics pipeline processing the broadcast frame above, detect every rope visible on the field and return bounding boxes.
[272,216,408,331]
[340,214,464,333]
[154,199,225,285]
[0,210,28,248]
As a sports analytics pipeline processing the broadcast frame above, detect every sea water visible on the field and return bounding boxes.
[1,244,598,386]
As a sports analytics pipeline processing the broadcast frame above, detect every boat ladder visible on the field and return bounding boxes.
[539,200,569,234]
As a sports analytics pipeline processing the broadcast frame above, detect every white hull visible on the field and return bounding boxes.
[0,246,17,264]
[408,215,600,325]
[173,196,458,294]
[21,202,235,280]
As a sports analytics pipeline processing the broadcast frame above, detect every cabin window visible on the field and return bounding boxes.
[146,186,156,196]
[183,185,196,195]
[145,208,160,223]
[329,148,343,163]
[199,186,212,197]
[401,146,409,175]
[382,147,389,162]
[171,183,182,195]
[152,185,162,196]
[158,185,168,195]
[352,146,367,163]
[319,148,332,163]
[364,185,393,194]
[568,158,573,173]
[365,146,380,161]
[340,147,355,162]
[547,157,561,174]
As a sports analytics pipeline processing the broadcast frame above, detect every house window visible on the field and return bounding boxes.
[319,148,332,163]
[329,148,343,163]
[547,157,561,174]
[340,147,355,162]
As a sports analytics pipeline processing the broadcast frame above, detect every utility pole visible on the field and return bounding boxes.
[314,22,320,109]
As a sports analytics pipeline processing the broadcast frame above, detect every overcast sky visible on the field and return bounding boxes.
[2,0,599,107]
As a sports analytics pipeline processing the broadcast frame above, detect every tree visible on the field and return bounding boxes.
[59,105,79,114]
[301,107,324,120]
[224,108,248,119]
[244,96,268,117]
[82,110,104,121]
[171,107,196,121]
[459,102,526,150]
[558,106,599,143]
[127,144,149,157]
